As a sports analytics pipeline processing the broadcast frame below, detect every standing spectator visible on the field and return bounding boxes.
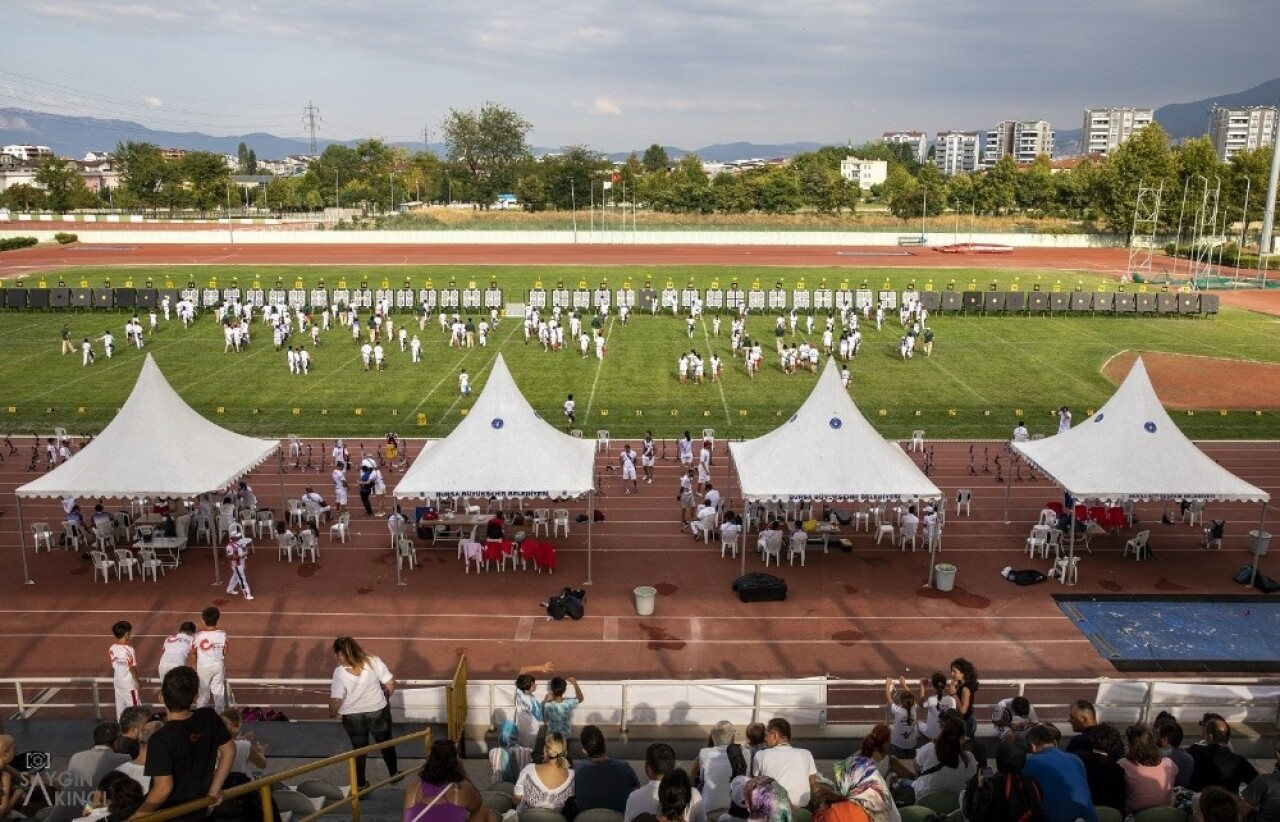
[1022,724,1098,822]
[950,658,980,740]
[885,677,918,758]
[1074,722,1125,815]
[402,739,488,822]
[751,717,818,809]
[1190,717,1258,793]
[625,743,707,822]
[328,636,398,792]
[515,663,554,755]
[575,724,640,813]
[1118,723,1176,813]
[137,666,235,821]
[194,606,229,713]
[108,621,141,722]
[917,673,957,743]
[158,622,196,682]
[689,720,751,814]
[542,676,584,741]
[358,462,375,516]
[1240,736,1280,822]
[332,461,349,515]
[515,733,576,812]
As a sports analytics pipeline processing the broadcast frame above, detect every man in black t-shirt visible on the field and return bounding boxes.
[138,666,235,822]
[1190,718,1259,793]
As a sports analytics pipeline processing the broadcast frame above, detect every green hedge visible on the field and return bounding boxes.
[0,236,38,251]
[53,232,78,245]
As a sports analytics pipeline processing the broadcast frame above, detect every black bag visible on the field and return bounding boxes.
[1006,569,1048,586]
[732,572,787,603]
[545,587,586,620]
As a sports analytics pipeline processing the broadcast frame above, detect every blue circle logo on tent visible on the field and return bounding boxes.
[1094,413,1105,423]
[491,418,505,429]
[829,417,843,429]
[1144,421,1157,433]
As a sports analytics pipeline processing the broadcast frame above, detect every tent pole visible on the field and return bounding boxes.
[1248,501,1270,588]
[1002,472,1013,525]
[395,496,405,586]
[15,494,33,585]
[584,490,594,586]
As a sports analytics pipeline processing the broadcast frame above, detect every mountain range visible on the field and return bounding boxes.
[1,78,1276,164]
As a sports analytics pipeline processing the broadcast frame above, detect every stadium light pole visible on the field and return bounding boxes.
[1173,176,1191,280]
[1239,177,1252,267]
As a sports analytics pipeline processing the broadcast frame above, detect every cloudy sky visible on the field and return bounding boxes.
[2,0,1276,153]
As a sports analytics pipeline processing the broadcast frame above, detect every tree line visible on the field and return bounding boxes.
[1,101,1272,239]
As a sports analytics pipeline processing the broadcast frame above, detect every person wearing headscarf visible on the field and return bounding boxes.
[744,776,793,822]
[832,756,902,822]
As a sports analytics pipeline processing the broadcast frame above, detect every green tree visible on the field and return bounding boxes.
[710,172,753,213]
[642,144,670,173]
[514,171,549,212]
[264,176,307,212]
[0,183,47,211]
[1055,159,1098,222]
[976,156,1019,215]
[236,142,258,175]
[114,141,167,212]
[752,166,801,214]
[441,102,533,207]
[541,146,612,211]
[179,151,233,211]
[34,157,98,212]
[1227,146,1273,238]
[1016,155,1056,214]
[1090,123,1177,234]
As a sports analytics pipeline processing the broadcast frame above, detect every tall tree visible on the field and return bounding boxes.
[1227,146,1273,238]
[179,151,233,211]
[642,144,670,173]
[1016,155,1056,214]
[34,157,97,212]
[441,102,532,207]
[0,183,47,211]
[114,141,167,211]
[1090,123,1177,235]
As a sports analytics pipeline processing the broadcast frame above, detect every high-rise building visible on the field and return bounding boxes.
[983,120,1054,166]
[933,132,981,175]
[1081,108,1153,157]
[882,131,928,163]
[1209,105,1278,161]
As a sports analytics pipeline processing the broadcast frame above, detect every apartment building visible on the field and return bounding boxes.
[1,144,54,162]
[933,131,981,175]
[882,131,928,163]
[1209,105,1278,160]
[1081,107,1153,157]
[838,156,888,190]
[983,120,1054,166]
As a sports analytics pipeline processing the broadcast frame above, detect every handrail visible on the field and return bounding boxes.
[134,726,431,822]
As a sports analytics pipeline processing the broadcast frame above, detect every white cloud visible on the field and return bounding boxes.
[144,96,163,108]
[586,99,623,116]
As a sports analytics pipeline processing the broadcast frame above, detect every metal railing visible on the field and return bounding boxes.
[136,727,431,822]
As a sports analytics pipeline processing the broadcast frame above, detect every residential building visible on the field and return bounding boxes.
[882,131,928,163]
[839,156,888,190]
[1209,105,1278,160]
[1081,107,1153,157]
[933,131,981,175]
[1,144,54,162]
[983,120,1054,166]
[161,147,188,161]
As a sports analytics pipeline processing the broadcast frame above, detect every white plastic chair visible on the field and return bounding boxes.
[596,430,610,452]
[195,515,213,545]
[532,509,550,538]
[95,526,117,552]
[787,532,807,566]
[462,540,484,573]
[397,537,418,571]
[1037,509,1058,527]
[1052,555,1080,585]
[899,521,919,552]
[329,512,350,543]
[909,429,925,452]
[239,508,258,538]
[287,499,306,527]
[569,429,583,439]
[852,509,870,532]
[257,509,275,539]
[113,548,139,581]
[1124,529,1151,561]
[62,521,89,550]
[277,532,297,562]
[955,489,972,517]
[760,531,782,567]
[298,531,319,562]
[697,511,716,543]
[216,514,234,543]
[553,509,570,537]
[388,517,406,548]
[129,498,149,519]
[1183,501,1205,527]
[1026,525,1051,558]
[32,522,55,552]
[720,531,739,559]
[875,522,895,545]
[1046,528,1064,558]
[90,550,115,583]
[138,548,165,581]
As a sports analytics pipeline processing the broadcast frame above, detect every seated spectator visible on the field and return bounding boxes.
[489,720,529,785]
[486,513,506,542]
[961,740,1043,822]
[1119,723,1176,813]
[744,776,792,822]
[751,718,818,808]
[831,755,898,822]
[91,770,146,822]
[991,696,1039,738]
[220,709,268,778]
[1075,722,1125,814]
[691,502,718,540]
[690,720,752,813]
[626,743,708,822]
[68,720,131,790]
[1196,786,1241,822]
[633,769,695,822]
[1240,736,1280,822]
[302,487,331,520]
[1190,717,1259,793]
[720,514,743,548]
[91,504,113,534]
[746,723,768,757]
[0,735,22,819]
[1023,723,1098,822]
[402,738,490,822]
[115,720,161,794]
[574,724,640,813]
[514,732,575,812]
[899,713,976,803]
[1153,714,1194,789]
[860,724,892,779]
[115,705,151,758]
[1065,700,1123,760]
[237,481,258,511]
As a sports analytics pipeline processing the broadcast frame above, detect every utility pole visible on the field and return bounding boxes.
[422,126,431,153]
[303,101,320,157]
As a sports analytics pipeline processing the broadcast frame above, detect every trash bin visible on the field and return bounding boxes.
[634,586,657,616]
[1249,530,1271,556]
[935,564,957,592]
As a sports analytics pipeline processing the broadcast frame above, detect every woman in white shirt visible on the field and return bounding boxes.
[514,732,575,811]
[328,636,398,791]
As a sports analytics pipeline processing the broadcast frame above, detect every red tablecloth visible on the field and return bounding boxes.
[520,539,557,571]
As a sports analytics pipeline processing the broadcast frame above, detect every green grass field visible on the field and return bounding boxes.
[2,265,1277,441]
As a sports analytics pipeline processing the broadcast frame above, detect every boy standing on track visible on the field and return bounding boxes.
[642,432,655,484]
[109,620,141,720]
[225,526,253,601]
[194,606,229,713]
[620,445,638,494]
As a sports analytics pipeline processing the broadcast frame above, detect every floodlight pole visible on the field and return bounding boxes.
[1174,177,1191,281]
[1259,114,1280,264]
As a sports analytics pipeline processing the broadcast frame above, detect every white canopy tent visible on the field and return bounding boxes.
[392,354,598,581]
[1011,357,1270,578]
[729,359,943,579]
[14,354,281,584]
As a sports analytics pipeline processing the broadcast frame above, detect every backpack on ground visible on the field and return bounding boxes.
[544,587,586,620]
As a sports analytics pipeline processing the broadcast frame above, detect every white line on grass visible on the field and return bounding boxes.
[699,316,732,426]
[582,317,614,422]
[965,321,1095,393]
[919,352,990,403]
[19,338,189,402]
[408,319,522,420]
